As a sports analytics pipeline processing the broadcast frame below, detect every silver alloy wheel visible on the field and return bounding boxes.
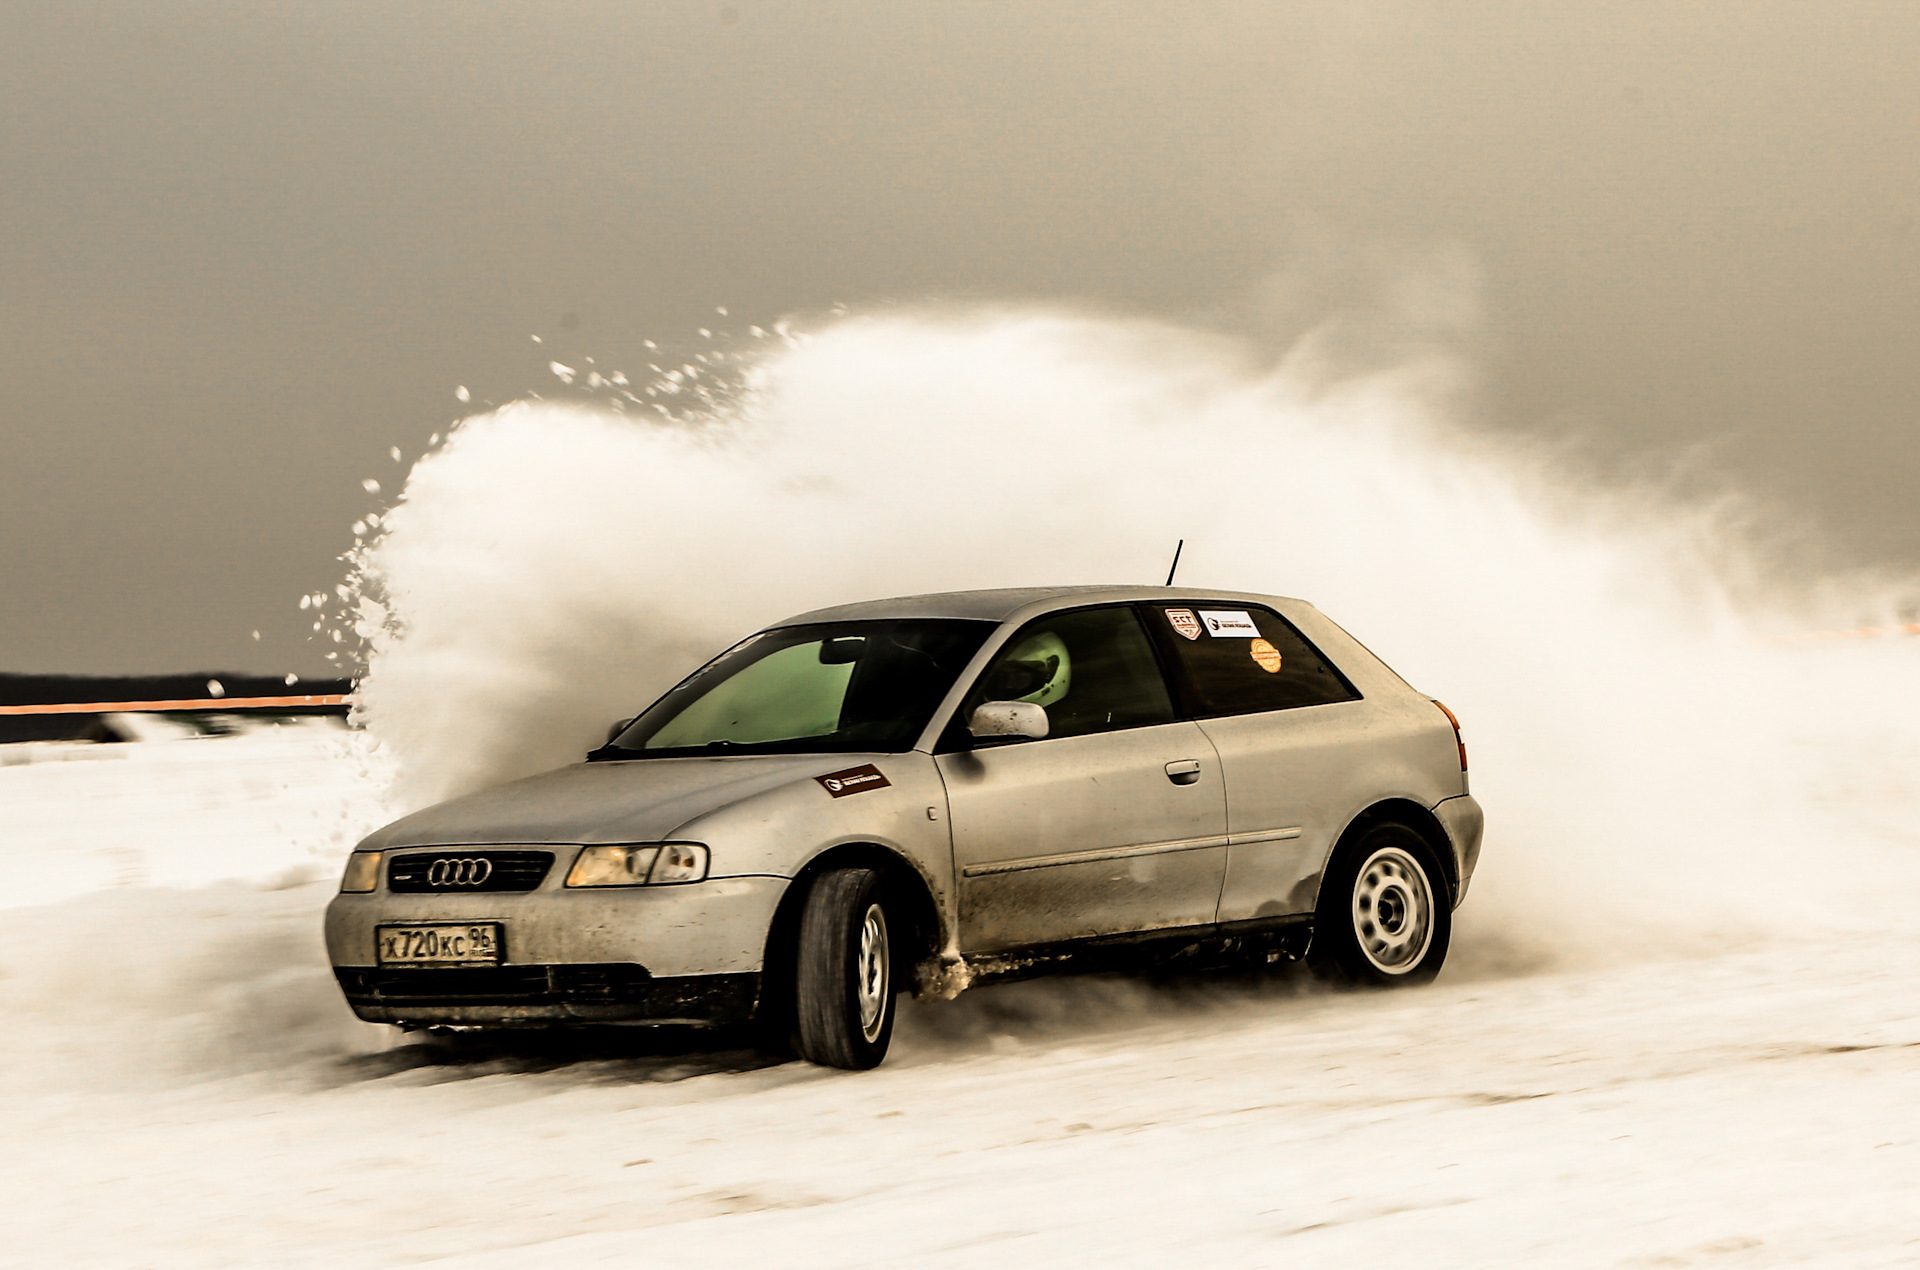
[1351,845,1434,974]
[855,902,890,1043]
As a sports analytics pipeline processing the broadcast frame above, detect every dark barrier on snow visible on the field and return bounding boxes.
[0,674,352,744]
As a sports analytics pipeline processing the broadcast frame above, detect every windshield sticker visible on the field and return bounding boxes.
[816,764,892,798]
[1249,637,1283,673]
[1197,609,1259,637]
[1164,609,1203,641]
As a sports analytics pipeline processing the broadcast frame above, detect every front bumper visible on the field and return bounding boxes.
[325,862,789,1026]
[334,964,760,1026]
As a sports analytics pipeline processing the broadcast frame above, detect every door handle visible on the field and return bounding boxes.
[1164,759,1203,786]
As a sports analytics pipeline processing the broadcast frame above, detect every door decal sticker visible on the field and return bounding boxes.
[816,764,892,797]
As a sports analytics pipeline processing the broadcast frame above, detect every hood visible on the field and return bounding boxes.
[358,754,859,849]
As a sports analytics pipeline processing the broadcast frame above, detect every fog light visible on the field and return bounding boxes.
[567,844,660,887]
[339,851,382,893]
[648,842,709,884]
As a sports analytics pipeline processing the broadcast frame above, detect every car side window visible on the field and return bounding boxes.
[962,605,1177,742]
[1146,602,1359,717]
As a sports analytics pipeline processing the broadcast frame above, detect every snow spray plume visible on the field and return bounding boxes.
[347,308,1920,967]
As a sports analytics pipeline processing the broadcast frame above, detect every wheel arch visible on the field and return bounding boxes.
[757,842,944,1021]
[1332,798,1460,905]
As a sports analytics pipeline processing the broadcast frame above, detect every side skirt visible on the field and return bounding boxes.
[960,915,1313,987]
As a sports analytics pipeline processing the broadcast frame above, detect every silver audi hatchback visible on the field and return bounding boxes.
[327,586,1483,1068]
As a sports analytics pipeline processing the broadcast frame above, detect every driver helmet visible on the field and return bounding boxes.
[989,630,1072,709]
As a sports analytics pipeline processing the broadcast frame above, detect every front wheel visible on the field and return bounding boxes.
[793,868,897,1069]
[1310,822,1451,987]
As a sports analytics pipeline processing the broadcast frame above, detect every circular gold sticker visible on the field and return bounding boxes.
[1249,638,1282,673]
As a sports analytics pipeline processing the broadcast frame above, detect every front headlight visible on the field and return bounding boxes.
[339,851,382,893]
[566,843,709,887]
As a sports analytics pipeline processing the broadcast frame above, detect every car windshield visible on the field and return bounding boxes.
[595,619,996,759]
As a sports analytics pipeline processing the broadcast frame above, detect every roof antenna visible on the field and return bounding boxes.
[1163,538,1185,587]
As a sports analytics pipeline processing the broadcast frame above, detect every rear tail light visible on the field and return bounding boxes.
[1432,700,1467,771]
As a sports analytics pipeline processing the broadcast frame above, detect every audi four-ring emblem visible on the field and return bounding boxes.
[426,857,494,887]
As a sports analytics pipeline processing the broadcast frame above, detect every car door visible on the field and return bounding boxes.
[935,604,1228,953]
[1142,601,1370,924]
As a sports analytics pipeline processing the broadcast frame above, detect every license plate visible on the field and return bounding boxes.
[376,923,502,965]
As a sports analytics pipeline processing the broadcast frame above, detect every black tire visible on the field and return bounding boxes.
[1309,821,1451,987]
[793,868,897,1069]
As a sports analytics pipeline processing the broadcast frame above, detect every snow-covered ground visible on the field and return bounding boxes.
[0,717,383,908]
[2,728,1917,1267]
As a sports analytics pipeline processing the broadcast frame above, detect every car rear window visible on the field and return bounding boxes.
[1144,602,1359,717]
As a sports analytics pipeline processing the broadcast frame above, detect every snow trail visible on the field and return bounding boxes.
[3,846,1917,1267]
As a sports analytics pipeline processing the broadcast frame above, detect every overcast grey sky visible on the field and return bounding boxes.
[4,1,1917,674]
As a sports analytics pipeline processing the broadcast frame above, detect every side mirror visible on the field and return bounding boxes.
[968,701,1049,741]
[605,717,635,745]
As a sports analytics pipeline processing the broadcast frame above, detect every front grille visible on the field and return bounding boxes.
[387,850,555,893]
[335,963,652,1006]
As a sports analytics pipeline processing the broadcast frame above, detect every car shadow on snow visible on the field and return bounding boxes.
[345,964,1325,1080]
[330,1023,790,1087]
[322,956,1494,1086]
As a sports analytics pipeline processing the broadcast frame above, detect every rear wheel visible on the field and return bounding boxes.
[793,868,897,1069]
[1310,822,1451,987]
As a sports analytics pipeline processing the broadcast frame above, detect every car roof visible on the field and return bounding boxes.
[780,585,1308,627]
